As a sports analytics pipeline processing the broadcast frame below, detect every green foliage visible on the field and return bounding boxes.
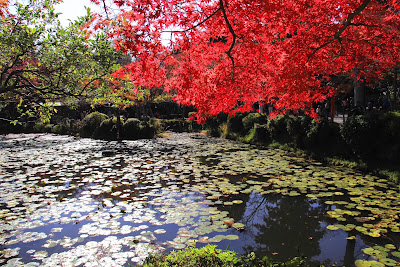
[340,115,378,158]
[227,113,246,135]
[242,113,268,133]
[140,245,308,267]
[267,115,291,142]
[140,245,239,267]
[149,118,164,134]
[121,118,155,139]
[95,117,121,140]
[153,94,174,103]
[375,112,400,162]
[244,123,270,144]
[43,124,54,133]
[122,118,141,139]
[138,120,155,139]
[204,114,228,137]
[160,119,191,133]
[49,118,76,135]
[304,119,342,152]
[0,0,126,123]
[286,116,312,148]
[33,121,46,133]
[80,112,109,138]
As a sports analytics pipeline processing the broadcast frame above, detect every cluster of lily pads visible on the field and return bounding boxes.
[0,133,399,266]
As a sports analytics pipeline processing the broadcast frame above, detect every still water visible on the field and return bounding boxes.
[0,133,399,266]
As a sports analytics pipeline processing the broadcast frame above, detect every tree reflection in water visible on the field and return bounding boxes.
[239,193,330,264]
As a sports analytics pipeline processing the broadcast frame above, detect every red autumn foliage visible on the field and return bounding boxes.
[0,0,9,17]
[92,0,400,123]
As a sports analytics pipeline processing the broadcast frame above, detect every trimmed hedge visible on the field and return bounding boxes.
[242,113,268,132]
[204,112,400,164]
[80,112,109,138]
[94,117,120,140]
[340,112,400,162]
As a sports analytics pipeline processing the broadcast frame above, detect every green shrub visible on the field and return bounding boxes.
[204,114,228,137]
[43,124,54,133]
[93,117,124,140]
[93,118,155,140]
[122,118,141,139]
[244,123,271,144]
[340,115,378,158]
[95,117,121,140]
[286,116,311,148]
[160,119,191,132]
[140,245,307,267]
[80,112,108,138]
[149,118,163,134]
[52,124,67,135]
[138,120,155,139]
[52,118,77,135]
[376,112,400,162]
[140,245,239,267]
[22,121,35,133]
[242,113,268,133]
[33,121,46,133]
[304,119,342,150]
[267,115,291,142]
[227,113,246,134]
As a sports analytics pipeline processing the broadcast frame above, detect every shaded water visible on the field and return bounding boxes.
[0,133,399,266]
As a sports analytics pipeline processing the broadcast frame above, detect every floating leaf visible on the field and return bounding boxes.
[232,223,245,229]
[391,251,400,258]
[355,260,384,267]
[379,258,397,266]
[326,225,339,231]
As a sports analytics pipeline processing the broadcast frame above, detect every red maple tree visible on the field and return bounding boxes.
[91,0,400,122]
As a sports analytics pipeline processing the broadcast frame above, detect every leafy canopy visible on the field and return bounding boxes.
[0,0,131,122]
[92,0,400,122]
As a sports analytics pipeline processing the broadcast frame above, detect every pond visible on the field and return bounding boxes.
[0,133,399,266]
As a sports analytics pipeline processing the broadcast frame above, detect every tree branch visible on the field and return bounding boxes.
[219,0,237,79]
[163,7,221,34]
[307,0,372,62]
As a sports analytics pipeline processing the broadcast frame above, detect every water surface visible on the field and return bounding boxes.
[0,133,399,266]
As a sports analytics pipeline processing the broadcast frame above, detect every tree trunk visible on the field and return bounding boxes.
[354,69,365,107]
[116,109,121,141]
[394,66,398,107]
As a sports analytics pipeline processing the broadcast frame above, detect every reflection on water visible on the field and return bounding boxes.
[0,133,399,266]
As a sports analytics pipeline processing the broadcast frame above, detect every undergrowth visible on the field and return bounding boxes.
[139,245,308,267]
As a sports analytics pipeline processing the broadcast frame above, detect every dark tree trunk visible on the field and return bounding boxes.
[354,69,365,107]
[116,109,121,141]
